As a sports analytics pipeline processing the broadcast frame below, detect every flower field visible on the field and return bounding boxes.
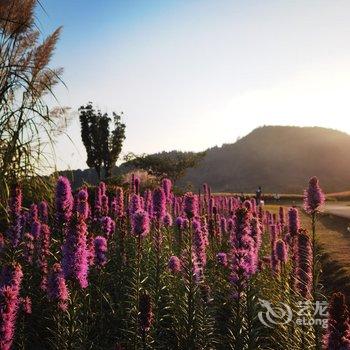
[0,176,349,349]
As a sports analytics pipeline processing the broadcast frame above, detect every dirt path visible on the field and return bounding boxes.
[324,202,350,219]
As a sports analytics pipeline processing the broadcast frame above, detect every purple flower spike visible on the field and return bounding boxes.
[0,263,23,350]
[38,201,49,223]
[131,210,150,237]
[168,256,181,274]
[8,185,22,218]
[276,239,288,263]
[163,212,173,227]
[216,252,228,267]
[47,263,69,311]
[100,216,114,238]
[94,236,108,267]
[31,220,41,240]
[29,204,38,223]
[62,216,89,289]
[323,292,350,349]
[183,192,199,219]
[294,230,313,299]
[77,188,90,220]
[55,176,73,225]
[129,194,141,216]
[111,187,124,218]
[303,176,325,214]
[288,207,300,237]
[153,188,166,221]
[162,178,172,199]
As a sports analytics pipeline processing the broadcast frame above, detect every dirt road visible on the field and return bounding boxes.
[324,203,350,220]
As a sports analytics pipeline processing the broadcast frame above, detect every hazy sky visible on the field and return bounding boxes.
[40,0,350,170]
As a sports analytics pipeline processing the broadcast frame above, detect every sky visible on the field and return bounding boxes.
[39,0,350,171]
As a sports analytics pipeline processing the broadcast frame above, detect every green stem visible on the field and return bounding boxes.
[134,235,142,349]
[186,221,194,348]
[311,212,321,350]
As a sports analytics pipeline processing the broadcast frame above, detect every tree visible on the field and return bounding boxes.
[79,103,126,180]
[124,150,206,182]
[0,0,67,215]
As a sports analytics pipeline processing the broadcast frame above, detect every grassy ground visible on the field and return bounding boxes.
[266,204,350,299]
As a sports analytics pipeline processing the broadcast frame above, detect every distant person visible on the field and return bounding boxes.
[256,186,262,205]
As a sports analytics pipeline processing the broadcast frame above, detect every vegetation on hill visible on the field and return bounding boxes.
[181,126,350,193]
[62,126,350,193]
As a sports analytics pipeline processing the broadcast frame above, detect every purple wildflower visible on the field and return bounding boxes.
[23,233,34,265]
[216,252,228,267]
[62,216,89,288]
[323,292,350,349]
[20,297,32,315]
[220,217,227,235]
[278,207,285,227]
[29,204,38,223]
[6,218,22,248]
[152,188,166,221]
[250,217,262,250]
[288,207,300,237]
[175,216,184,230]
[77,188,90,220]
[101,194,109,216]
[276,239,288,263]
[270,243,280,275]
[162,178,172,200]
[100,216,114,238]
[30,220,41,239]
[303,176,325,214]
[87,236,95,267]
[270,224,278,246]
[168,256,181,274]
[38,224,51,290]
[116,187,125,215]
[131,210,150,237]
[134,176,140,195]
[7,185,23,247]
[8,185,22,218]
[129,194,141,216]
[47,263,69,311]
[183,192,199,219]
[0,264,23,350]
[243,200,252,212]
[294,230,313,299]
[94,236,108,267]
[227,218,234,231]
[38,201,49,223]
[55,176,73,225]
[193,227,207,268]
[143,189,153,216]
[163,212,173,227]
[230,208,257,296]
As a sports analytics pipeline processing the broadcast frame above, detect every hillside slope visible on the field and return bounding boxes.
[181,126,350,193]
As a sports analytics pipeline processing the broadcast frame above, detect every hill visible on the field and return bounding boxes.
[180,126,350,193]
